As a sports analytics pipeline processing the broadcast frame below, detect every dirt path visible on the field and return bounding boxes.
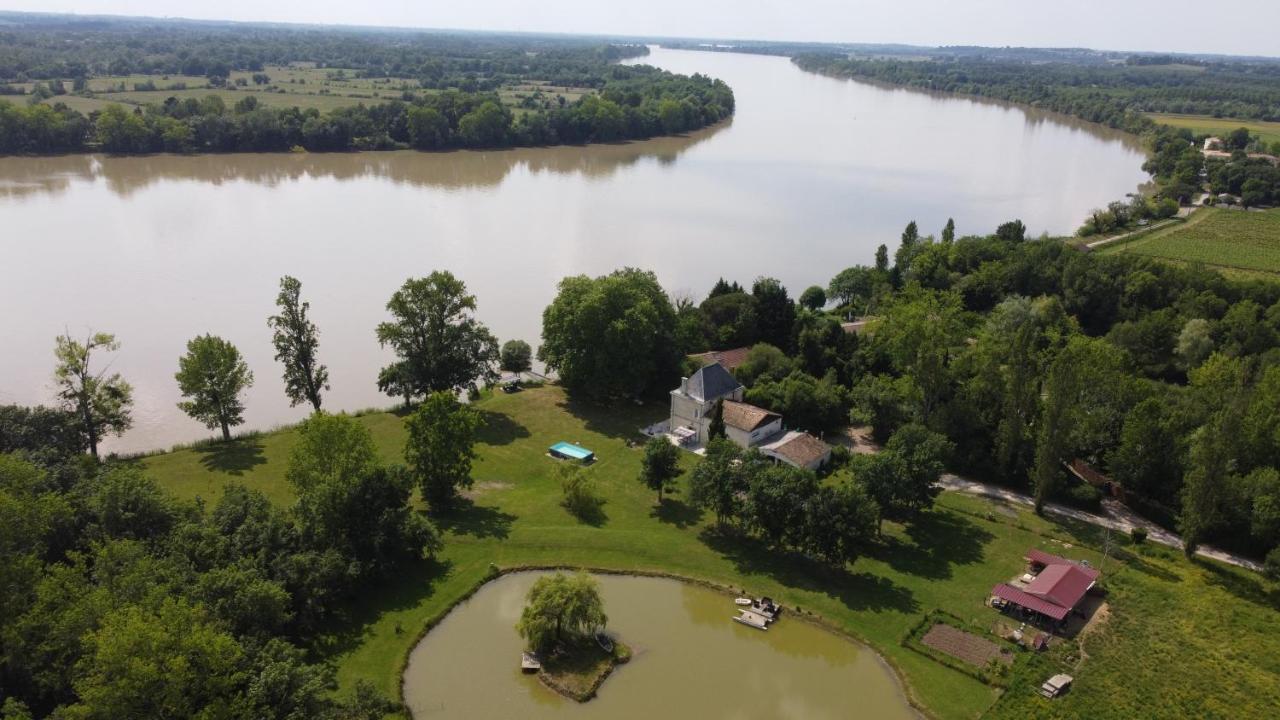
[1085,215,1185,250]
[937,474,1263,573]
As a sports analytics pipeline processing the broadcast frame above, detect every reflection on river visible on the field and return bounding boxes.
[0,47,1148,452]
[403,572,917,719]
[0,127,722,200]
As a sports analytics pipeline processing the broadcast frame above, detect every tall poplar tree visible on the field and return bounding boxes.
[268,276,328,412]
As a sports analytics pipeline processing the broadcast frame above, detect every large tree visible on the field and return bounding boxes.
[52,332,133,459]
[64,600,245,720]
[175,334,254,442]
[961,296,1072,482]
[871,287,968,421]
[516,571,607,654]
[1031,336,1134,510]
[539,268,679,399]
[801,482,879,566]
[852,423,952,531]
[499,339,533,375]
[375,272,499,405]
[404,391,481,509]
[752,277,797,351]
[687,437,744,526]
[286,412,378,494]
[638,436,683,503]
[289,414,437,577]
[267,275,328,412]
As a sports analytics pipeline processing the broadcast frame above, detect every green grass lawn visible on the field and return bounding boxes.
[1149,112,1280,147]
[1099,207,1280,277]
[139,385,1280,719]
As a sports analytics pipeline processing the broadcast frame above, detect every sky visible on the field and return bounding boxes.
[3,1,1279,57]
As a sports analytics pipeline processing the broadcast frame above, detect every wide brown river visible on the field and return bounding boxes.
[403,572,918,719]
[0,47,1148,453]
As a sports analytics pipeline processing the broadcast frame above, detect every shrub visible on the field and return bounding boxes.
[1130,526,1148,544]
[560,465,604,522]
[1265,547,1280,581]
[1059,483,1102,512]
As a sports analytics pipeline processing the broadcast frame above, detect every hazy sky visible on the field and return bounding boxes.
[4,1,1279,57]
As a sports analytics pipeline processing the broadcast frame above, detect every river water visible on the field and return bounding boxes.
[402,572,918,719]
[0,47,1148,453]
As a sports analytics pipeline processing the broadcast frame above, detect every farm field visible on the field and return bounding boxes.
[22,65,596,115]
[98,87,388,112]
[137,384,1280,720]
[1148,112,1280,147]
[1099,207,1280,276]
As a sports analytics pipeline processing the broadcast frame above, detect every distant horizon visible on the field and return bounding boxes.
[6,9,1280,62]
[1,1,1278,59]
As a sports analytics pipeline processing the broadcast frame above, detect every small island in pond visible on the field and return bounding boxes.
[517,571,630,702]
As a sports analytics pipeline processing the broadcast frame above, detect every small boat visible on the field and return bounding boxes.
[733,609,770,630]
[521,651,542,672]
[734,597,754,606]
[595,632,614,653]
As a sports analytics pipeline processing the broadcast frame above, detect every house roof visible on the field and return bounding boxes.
[992,583,1070,621]
[689,347,751,372]
[763,431,831,468]
[1025,564,1096,610]
[1026,549,1100,581]
[721,400,781,432]
[682,362,742,403]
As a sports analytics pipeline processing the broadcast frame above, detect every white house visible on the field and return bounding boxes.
[668,364,830,470]
[669,362,744,445]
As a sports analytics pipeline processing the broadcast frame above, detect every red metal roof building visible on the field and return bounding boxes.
[993,549,1099,623]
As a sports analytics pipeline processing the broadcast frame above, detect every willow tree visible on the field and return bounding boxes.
[268,275,328,412]
[517,572,607,654]
[53,331,133,459]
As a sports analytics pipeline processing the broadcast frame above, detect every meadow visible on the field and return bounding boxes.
[33,65,596,116]
[138,385,1280,720]
[1098,207,1280,277]
[1148,112,1280,147]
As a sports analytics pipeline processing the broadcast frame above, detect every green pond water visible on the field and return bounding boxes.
[403,572,918,719]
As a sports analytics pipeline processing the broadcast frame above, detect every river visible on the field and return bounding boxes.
[402,572,918,719]
[0,47,1149,453]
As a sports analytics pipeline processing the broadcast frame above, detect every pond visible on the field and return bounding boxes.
[403,572,918,719]
[0,47,1148,453]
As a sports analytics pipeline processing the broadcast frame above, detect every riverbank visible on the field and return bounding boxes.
[137,384,1280,720]
[536,638,632,702]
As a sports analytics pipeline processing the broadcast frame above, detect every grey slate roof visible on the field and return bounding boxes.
[684,362,742,402]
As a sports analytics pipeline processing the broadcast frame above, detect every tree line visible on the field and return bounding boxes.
[0,64,733,155]
[0,15,648,88]
[793,53,1280,128]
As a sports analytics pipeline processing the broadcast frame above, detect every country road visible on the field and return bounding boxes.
[938,474,1264,573]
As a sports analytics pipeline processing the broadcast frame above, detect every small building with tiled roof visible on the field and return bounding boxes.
[992,549,1099,626]
[688,346,751,372]
[761,430,832,471]
[721,400,783,449]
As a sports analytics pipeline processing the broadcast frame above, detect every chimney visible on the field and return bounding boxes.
[679,377,688,394]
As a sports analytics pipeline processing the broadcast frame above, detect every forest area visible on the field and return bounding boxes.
[0,16,734,153]
[536,219,1280,573]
